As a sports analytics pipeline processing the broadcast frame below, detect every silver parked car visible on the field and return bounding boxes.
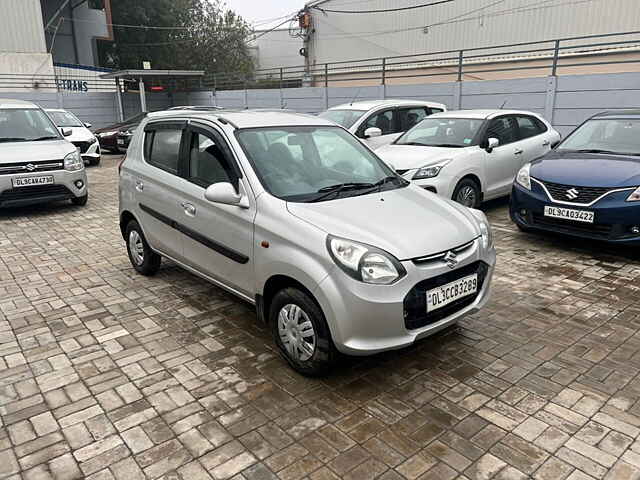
[0,99,88,208]
[119,109,495,375]
[319,99,447,150]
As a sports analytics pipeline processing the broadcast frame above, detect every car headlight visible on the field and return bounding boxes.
[122,128,136,136]
[327,235,406,285]
[90,136,98,144]
[64,150,84,172]
[516,163,531,190]
[413,160,451,180]
[469,209,493,249]
[627,186,640,202]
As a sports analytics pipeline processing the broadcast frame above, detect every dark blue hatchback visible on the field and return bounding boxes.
[510,111,640,244]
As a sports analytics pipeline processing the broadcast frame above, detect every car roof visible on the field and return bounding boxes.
[591,110,640,120]
[0,98,39,109]
[147,109,336,129]
[429,109,542,119]
[44,108,67,113]
[327,99,446,111]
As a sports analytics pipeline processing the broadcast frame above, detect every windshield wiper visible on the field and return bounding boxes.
[572,149,624,155]
[31,136,60,141]
[397,141,428,146]
[309,182,375,202]
[0,137,28,143]
[428,143,464,148]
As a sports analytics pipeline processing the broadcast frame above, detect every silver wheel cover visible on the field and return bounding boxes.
[277,304,316,362]
[129,230,144,266]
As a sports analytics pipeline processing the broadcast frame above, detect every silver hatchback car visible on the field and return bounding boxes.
[0,99,88,208]
[119,110,496,375]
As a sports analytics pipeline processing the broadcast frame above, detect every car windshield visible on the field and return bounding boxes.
[318,109,366,129]
[47,110,83,127]
[236,126,406,202]
[395,117,483,147]
[123,112,147,124]
[0,108,61,142]
[558,118,640,155]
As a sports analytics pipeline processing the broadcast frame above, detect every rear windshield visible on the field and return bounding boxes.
[0,108,61,143]
[47,110,83,127]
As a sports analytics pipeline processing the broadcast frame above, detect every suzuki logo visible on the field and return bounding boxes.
[25,164,36,172]
[566,188,579,200]
[444,251,458,269]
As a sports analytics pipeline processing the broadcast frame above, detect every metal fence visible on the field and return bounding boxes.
[207,30,640,90]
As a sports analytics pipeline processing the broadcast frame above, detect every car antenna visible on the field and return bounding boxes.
[499,100,508,109]
[349,87,362,106]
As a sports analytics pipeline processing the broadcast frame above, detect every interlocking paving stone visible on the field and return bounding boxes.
[2,155,640,478]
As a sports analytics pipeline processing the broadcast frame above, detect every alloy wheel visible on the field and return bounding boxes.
[456,185,477,207]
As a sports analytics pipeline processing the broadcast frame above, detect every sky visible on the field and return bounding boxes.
[222,0,306,29]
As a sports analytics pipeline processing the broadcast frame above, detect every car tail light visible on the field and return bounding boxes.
[117,155,126,175]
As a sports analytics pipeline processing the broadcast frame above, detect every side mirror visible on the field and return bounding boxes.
[62,128,72,137]
[482,137,499,152]
[84,122,92,129]
[364,127,382,139]
[204,182,249,208]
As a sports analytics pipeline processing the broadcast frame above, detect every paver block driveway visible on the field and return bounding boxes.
[1,155,640,479]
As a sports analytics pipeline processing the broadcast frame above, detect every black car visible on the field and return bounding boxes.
[93,112,147,153]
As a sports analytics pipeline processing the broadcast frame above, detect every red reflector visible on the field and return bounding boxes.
[150,86,164,91]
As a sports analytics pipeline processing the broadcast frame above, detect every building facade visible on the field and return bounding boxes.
[248,29,304,72]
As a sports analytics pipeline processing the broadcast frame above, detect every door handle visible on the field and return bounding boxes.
[181,202,196,216]
[542,140,550,146]
[135,180,144,191]
[514,148,523,155]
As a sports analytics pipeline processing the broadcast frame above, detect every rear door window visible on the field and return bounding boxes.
[144,127,184,175]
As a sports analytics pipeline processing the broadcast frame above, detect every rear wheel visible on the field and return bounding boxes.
[453,179,481,208]
[125,220,161,276]
[269,288,336,376]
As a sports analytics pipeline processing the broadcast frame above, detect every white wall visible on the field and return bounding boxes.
[307,0,640,65]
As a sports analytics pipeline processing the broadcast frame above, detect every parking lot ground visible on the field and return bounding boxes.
[1,154,640,480]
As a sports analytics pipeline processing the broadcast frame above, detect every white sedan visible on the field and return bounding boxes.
[319,99,446,150]
[376,109,561,208]
[46,108,101,166]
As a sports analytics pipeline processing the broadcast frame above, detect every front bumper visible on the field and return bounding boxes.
[314,239,496,355]
[510,181,640,244]
[97,134,119,151]
[72,140,101,164]
[116,133,132,150]
[0,169,88,208]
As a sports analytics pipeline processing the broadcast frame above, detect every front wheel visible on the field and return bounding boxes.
[125,220,161,276]
[452,179,481,208]
[270,288,337,376]
[71,193,88,206]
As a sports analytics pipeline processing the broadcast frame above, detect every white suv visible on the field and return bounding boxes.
[319,99,446,150]
[376,110,561,207]
[118,109,495,375]
[0,99,88,208]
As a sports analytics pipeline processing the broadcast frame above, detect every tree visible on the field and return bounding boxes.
[98,0,254,77]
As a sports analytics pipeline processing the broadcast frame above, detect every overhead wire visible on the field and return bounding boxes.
[311,0,454,14]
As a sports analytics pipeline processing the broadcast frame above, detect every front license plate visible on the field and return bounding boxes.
[426,274,478,313]
[12,176,54,188]
[117,138,125,145]
[544,206,594,223]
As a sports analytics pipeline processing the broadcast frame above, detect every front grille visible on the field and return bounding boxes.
[539,180,611,204]
[412,239,476,266]
[531,213,612,238]
[72,141,92,154]
[0,185,72,203]
[404,261,489,330]
[0,160,64,175]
